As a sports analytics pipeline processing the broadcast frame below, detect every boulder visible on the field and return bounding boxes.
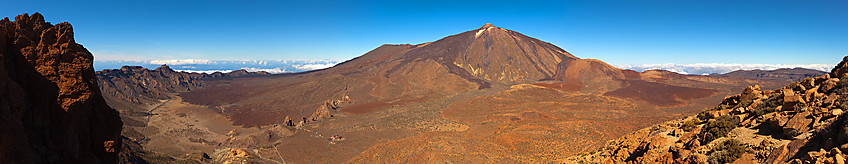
[284,116,293,126]
[824,94,840,108]
[706,110,730,120]
[740,85,764,102]
[764,112,790,130]
[804,87,819,103]
[783,111,812,137]
[801,78,816,90]
[343,95,353,102]
[226,129,240,137]
[263,124,294,142]
[295,120,305,128]
[212,148,261,163]
[766,143,790,163]
[783,89,806,111]
[821,78,840,93]
[794,84,807,92]
[732,107,747,114]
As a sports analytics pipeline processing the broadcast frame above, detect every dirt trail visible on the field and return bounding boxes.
[140,96,265,159]
[141,99,171,134]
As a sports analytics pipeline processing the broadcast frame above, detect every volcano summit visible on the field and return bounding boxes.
[98,23,817,163]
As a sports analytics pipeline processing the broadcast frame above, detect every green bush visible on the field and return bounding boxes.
[733,100,753,109]
[749,106,774,118]
[681,118,701,131]
[699,115,739,143]
[787,82,799,90]
[708,139,745,164]
[698,104,729,120]
[697,110,710,120]
[713,104,730,111]
[749,94,783,117]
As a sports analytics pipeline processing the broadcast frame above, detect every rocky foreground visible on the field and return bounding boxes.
[570,56,848,163]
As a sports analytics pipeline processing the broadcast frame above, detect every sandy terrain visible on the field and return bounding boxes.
[135,96,285,162]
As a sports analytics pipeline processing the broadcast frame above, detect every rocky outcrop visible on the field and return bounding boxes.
[569,56,848,163]
[211,148,262,164]
[97,65,269,106]
[292,95,352,128]
[0,13,122,163]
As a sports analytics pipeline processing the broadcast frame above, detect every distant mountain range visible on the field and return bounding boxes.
[94,59,344,73]
[616,63,832,75]
[95,58,832,76]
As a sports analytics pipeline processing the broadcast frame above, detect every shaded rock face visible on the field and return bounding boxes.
[569,56,848,163]
[0,13,122,163]
[97,65,205,105]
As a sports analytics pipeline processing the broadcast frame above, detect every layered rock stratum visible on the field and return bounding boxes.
[0,12,122,163]
[569,56,848,163]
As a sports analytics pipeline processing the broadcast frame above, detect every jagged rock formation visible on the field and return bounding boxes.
[569,56,848,164]
[291,94,353,128]
[97,65,269,107]
[0,13,122,163]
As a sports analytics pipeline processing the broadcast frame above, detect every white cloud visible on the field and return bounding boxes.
[174,69,233,74]
[293,63,337,70]
[149,59,212,65]
[614,63,832,75]
[240,67,288,74]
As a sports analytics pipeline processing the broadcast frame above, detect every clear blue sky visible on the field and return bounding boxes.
[3,0,846,65]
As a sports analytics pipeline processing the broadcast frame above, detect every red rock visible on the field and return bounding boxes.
[0,13,122,163]
[821,78,840,93]
[783,111,812,137]
[783,89,806,111]
[740,85,763,102]
[832,56,848,78]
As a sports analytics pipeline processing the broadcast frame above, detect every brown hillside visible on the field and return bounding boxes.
[96,23,817,163]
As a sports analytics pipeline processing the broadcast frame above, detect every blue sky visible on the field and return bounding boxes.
[3,0,847,66]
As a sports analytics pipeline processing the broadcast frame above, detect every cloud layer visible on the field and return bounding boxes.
[149,59,212,65]
[103,58,833,76]
[614,63,833,75]
[97,59,344,73]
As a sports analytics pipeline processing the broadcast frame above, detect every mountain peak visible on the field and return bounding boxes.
[480,23,495,29]
[475,23,499,37]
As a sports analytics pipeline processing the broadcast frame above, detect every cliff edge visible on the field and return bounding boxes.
[0,13,122,163]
